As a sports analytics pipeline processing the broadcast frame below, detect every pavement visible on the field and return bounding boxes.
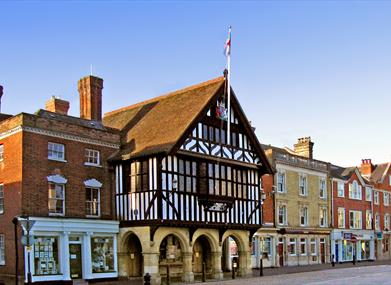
[92,260,391,285]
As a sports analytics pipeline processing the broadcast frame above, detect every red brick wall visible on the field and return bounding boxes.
[372,166,391,231]
[22,131,116,219]
[0,131,25,277]
[332,172,371,229]
[262,174,275,226]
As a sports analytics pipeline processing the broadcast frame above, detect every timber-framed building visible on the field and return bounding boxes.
[103,75,273,284]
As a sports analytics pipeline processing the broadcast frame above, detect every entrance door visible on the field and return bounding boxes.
[320,239,325,263]
[69,244,83,279]
[278,243,284,266]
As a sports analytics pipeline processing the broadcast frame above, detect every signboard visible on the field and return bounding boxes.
[376,232,383,240]
[343,233,352,240]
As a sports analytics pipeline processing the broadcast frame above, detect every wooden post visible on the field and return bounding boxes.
[202,262,206,282]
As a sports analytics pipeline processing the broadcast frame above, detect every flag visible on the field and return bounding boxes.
[224,26,231,57]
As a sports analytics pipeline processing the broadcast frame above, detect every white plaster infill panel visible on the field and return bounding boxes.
[29,217,119,234]
[84,178,103,188]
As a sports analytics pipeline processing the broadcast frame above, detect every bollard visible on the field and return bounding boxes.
[144,273,151,285]
[202,262,206,282]
[232,265,235,279]
[353,254,356,266]
[166,265,170,285]
[331,254,335,267]
[260,258,263,276]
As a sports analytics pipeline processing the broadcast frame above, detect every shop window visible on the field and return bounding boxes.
[91,237,115,273]
[33,236,59,275]
[260,237,272,257]
[310,238,317,256]
[300,238,307,255]
[288,238,297,256]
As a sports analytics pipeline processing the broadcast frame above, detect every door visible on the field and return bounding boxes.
[69,244,83,279]
[278,243,284,266]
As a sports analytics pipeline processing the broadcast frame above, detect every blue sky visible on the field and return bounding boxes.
[1,1,390,166]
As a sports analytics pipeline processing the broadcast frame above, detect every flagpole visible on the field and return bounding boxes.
[227,27,231,146]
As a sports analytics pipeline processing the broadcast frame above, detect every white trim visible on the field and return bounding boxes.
[84,178,102,188]
[47,174,67,184]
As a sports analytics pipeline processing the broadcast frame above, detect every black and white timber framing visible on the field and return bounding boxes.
[114,88,272,230]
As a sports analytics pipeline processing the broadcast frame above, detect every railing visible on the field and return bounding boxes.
[275,152,328,172]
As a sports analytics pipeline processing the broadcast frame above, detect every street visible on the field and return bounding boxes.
[212,265,391,285]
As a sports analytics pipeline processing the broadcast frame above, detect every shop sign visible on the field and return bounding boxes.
[376,232,383,240]
[343,233,352,240]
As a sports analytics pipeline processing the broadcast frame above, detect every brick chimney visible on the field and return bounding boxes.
[45,96,70,115]
[294,137,314,159]
[78,75,103,121]
[360,159,374,176]
[0,85,3,113]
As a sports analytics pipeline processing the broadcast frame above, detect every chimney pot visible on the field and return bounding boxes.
[78,75,103,121]
[294,136,314,159]
[45,96,69,115]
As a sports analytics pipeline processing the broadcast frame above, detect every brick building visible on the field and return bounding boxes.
[0,76,120,284]
[359,159,391,260]
[329,165,375,263]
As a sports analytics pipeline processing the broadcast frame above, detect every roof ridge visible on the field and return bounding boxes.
[104,76,225,117]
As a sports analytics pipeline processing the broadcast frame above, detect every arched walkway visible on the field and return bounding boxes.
[127,233,143,277]
[192,235,212,280]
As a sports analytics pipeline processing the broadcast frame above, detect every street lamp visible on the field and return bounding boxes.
[15,216,36,285]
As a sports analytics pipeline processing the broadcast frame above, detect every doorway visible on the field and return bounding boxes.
[69,244,83,279]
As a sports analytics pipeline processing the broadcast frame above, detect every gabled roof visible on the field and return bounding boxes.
[103,77,225,160]
[370,163,390,184]
[330,164,368,186]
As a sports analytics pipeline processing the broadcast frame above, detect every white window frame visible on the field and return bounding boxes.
[277,171,286,193]
[365,187,372,202]
[310,238,317,256]
[84,148,101,167]
[319,207,327,227]
[299,174,308,196]
[47,176,66,216]
[0,234,4,265]
[349,210,362,229]
[319,178,327,199]
[385,214,390,231]
[0,145,4,161]
[374,191,379,205]
[300,206,308,227]
[384,192,390,206]
[278,204,287,226]
[338,207,345,229]
[349,181,362,200]
[375,213,381,231]
[48,142,66,162]
[366,210,372,230]
[289,238,297,256]
[86,187,101,217]
[337,182,345,198]
[0,184,3,215]
[299,238,307,256]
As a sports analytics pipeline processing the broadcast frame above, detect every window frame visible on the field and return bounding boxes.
[338,207,345,229]
[319,178,327,199]
[300,206,308,227]
[86,187,101,217]
[349,210,362,229]
[299,174,308,196]
[365,187,372,202]
[278,204,287,226]
[0,184,3,215]
[48,142,66,162]
[337,182,345,198]
[310,238,317,256]
[288,238,297,256]
[319,207,327,227]
[277,171,286,193]
[0,234,4,265]
[374,191,379,205]
[48,182,65,216]
[384,192,390,206]
[84,148,101,167]
[375,213,381,231]
[299,238,307,256]
[366,210,372,230]
[385,214,390,231]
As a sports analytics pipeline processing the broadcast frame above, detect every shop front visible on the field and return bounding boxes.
[331,230,375,263]
[24,217,119,283]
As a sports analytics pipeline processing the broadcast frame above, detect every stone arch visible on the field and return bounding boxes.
[152,227,190,253]
[191,229,219,253]
[118,229,146,253]
[221,230,248,252]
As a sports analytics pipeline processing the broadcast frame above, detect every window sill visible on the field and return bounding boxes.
[48,157,67,163]
[84,162,102,168]
[86,215,101,218]
[49,213,64,217]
